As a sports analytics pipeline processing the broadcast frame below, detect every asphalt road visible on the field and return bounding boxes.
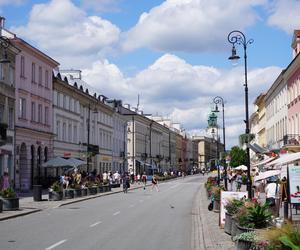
[0,175,204,250]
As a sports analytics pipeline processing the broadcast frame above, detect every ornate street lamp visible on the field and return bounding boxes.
[213,96,227,190]
[227,30,253,198]
[0,36,11,64]
[208,112,220,186]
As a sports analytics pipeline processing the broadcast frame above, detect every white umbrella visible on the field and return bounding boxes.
[234,165,248,171]
[254,170,281,182]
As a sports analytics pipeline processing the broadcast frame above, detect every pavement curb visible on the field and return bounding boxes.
[0,208,42,221]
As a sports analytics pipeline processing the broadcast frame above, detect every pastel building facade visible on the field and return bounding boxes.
[8,33,59,191]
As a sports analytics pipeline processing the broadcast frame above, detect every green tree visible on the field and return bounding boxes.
[229,146,247,167]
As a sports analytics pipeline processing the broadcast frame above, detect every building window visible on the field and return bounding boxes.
[31,63,36,83]
[45,70,49,88]
[69,98,72,111]
[63,95,66,109]
[31,102,36,121]
[56,120,60,139]
[57,93,60,107]
[45,107,49,125]
[0,104,4,123]
[8,108,13,129]
[38,104,42,123]
[20,56,25,77]
[19,98,26,119]
[38,66,42,85]
[68,124,72,142]
[9,65,14,84]
[73,125,77,143]
[0,63,3,80]
[62,123,66,141]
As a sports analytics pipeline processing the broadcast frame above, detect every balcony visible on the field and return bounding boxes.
[283,134,300,152]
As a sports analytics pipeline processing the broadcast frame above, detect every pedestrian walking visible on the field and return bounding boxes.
[151,175,159,192]
[236,172,242,192]
[123,174,130,193]
[142,172,147,190]
[1,172,10,190]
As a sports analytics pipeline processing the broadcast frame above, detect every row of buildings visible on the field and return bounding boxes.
[250,30,300,160]
[0,17,222,191]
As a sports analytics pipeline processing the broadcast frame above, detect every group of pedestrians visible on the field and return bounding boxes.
[122,172,159,193]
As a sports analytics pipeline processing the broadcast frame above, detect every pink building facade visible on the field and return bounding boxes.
[10,36,59,191]
[286,30,300,148]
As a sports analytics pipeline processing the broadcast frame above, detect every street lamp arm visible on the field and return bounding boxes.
[227,30,253,48]
[0,36,10,49]
[213,96,224,107]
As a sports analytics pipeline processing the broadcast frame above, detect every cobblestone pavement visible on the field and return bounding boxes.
[191,182,235,250]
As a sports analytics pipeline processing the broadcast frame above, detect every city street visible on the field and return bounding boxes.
[0,176,204,250]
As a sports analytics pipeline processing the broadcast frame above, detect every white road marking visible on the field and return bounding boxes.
[113,211,120,216]
[129,204,135,208]
[90,221,102,227]
[45,239,67,250]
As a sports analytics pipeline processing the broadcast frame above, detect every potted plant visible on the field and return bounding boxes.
[49,181,63,201]
[0,187,19,210]
[233,231,257,250]
[224,198,244,235]
[71,183,82,198]
[103,180,111,192]
[86,181,98,195]
[211,186,222,212]
[258,223,300,250]
[81,184,88,196]
[235,201,272,235]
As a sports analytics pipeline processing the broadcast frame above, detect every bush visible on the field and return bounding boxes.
[50,181,62,192]
[0,187,17,198]
[233,231,257,242]
[224,198,244,215]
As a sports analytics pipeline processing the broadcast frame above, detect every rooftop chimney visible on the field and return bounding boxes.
[0,17,5,29]
[292,30,300,59]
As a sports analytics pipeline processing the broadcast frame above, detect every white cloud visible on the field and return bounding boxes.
[12,0,121,68]
[121,0,264,53]
[81,54,281,147]
[80,0,122,13]
[267,0,300,34]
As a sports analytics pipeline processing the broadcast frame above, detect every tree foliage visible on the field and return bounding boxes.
[229,146,247,167]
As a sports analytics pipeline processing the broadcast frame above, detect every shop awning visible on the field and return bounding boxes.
[265,152,300,167]
[251,157,276,167]
[234,165,248,171]
[254,170,281,182]
[249,143,268,154]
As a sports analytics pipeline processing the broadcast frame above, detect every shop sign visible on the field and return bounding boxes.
[288,165,300,204]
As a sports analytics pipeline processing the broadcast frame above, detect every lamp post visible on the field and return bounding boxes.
[227,30,253,198]
[208,112,220,186]
[87,104,98,173]
[213,96,227,190]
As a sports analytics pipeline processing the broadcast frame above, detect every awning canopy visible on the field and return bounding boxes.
[254,170,281,182]
[265,152,300,167]
[42,157,74,168]
[66,158,86,167]
[249,143,268,154]
[251,157,276,167]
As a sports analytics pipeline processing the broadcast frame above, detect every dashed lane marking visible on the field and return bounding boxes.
[45,239,67,250]
[90,221,102,227]
[113,211,120,216]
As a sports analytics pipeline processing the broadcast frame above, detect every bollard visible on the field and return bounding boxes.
[284,200,289,220]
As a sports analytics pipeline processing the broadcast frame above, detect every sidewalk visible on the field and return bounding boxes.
[0,182,147,221]
[191,182,234,250]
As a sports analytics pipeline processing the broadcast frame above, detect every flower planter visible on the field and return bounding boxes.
[64,189,75,199]
[235,239,253,250]
[0,199,2,213]
[74,189,82,198]
[88,186,98,195]
[236,224,255,236]
[81,188,88,196]
[103,185,111,192]
[213,199,220,212]
[98,186,104,193]
[110,183,120,188]
[49,191,63,201]
[231,218,238,238]
[224,213,233,235]
[1,197,19,210]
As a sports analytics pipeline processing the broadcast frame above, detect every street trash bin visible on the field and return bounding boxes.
[33,185,42,201]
